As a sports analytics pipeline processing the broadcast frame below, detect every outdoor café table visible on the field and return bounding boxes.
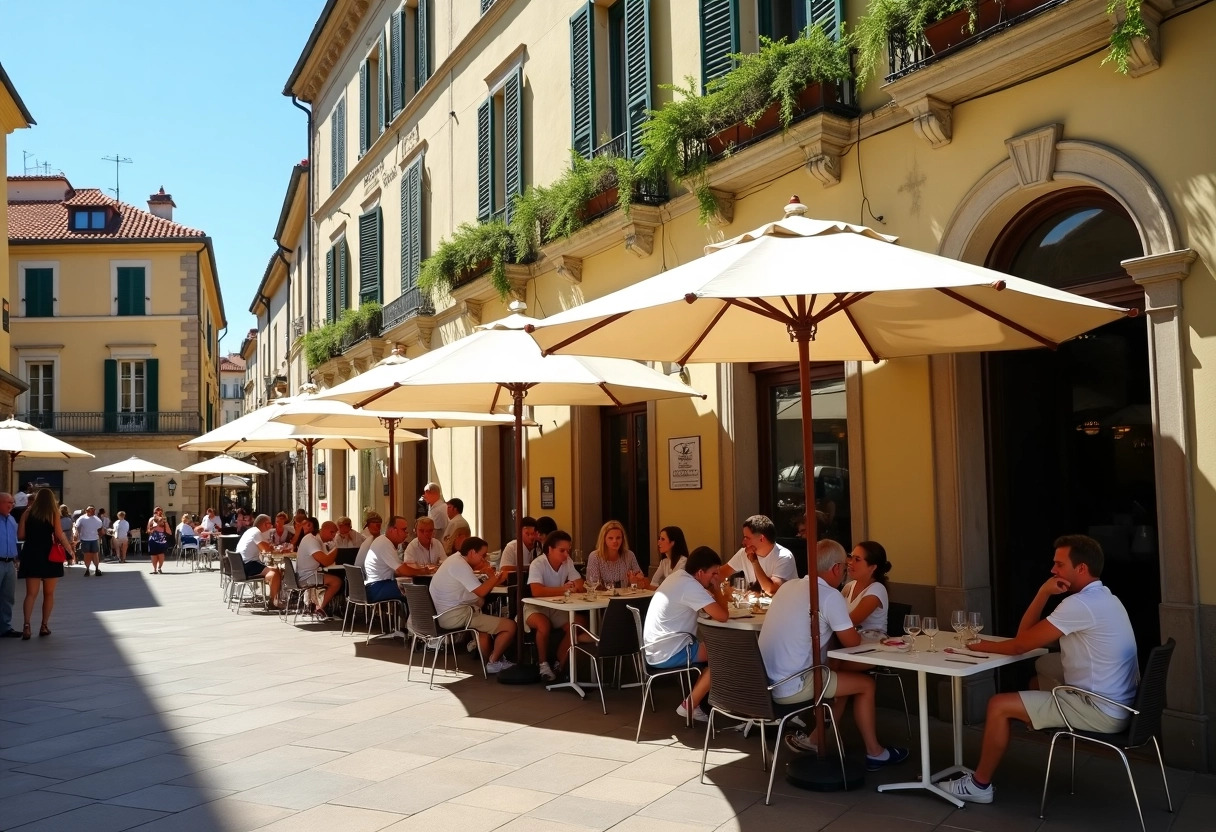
[526,588,654,697]
[698,605,768,631]
[828,636,1047,808]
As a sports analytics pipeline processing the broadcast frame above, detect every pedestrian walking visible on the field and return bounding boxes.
[18,488,73,638]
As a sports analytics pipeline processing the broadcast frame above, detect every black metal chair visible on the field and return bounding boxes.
[281,558,324,624]
[569,598,642,714]
[340,564,400,642]
[401,583,486,689]
[627,604,701,741]
[868,600,913,739]
[1039,638,1175,832]
[697,623,844,806]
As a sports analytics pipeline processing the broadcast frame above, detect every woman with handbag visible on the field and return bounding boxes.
[17,488,72,639]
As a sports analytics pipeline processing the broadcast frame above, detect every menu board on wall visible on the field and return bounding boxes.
[668,436,702,490]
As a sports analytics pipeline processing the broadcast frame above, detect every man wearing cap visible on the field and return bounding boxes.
[421,482,449,540]
[354,513,383,569]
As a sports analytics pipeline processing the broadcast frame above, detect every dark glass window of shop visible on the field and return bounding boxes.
[757,364,851,551]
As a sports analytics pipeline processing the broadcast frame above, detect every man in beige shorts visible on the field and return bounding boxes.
[429,536,516,673]
[941,534,1138,804]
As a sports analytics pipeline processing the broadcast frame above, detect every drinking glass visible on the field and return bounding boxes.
[903,614,921,653]
[922,616,939,652]
[950,609,967,644]
[585,579,597,600]
[967,611,984,645]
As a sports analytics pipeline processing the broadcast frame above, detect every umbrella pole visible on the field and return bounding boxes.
[379,417,400,517]
[500,384,539,684]
[304,440,317,513]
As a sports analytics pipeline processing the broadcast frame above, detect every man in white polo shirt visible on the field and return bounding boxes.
[421,482,448,540]
[403,516,446,570]
[759,539,908,769]
[429,536,515,673]
[725,514,798,596]
[941,534,1138,804]
[498,516,539,575]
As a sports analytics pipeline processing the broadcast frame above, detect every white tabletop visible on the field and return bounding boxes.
[527,589,654,612]
[699,609,767,630]
[828,636,1046,675]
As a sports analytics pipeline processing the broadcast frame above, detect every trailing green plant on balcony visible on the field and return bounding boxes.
[418,218,518,298]
[638,25,852,223]
[302,302,382,370]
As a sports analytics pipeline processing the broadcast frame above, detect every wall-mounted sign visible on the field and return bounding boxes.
[668,436,702,490]
[540,476,556,510]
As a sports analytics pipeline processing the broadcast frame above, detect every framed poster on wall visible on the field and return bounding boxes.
[668,436,702,490]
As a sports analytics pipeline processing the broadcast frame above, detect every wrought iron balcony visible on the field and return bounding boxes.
[381,287,435,330]
[591,132,627,159]
[18,411,202,435]
[338,309,382,351]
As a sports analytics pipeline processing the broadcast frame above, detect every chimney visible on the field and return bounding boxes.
[147,186,175,221]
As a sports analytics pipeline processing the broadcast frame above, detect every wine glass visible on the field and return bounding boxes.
[903,613,921,654]
[922,616,939,652]
[967,611,984,645]
[950,609,967,644]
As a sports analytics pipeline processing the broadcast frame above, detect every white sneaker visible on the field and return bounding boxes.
[466,638,478,653]
[676,701,709,724]
[486,659,515,674]
[940,773,994,804]
[783,730,818,754]
[539,662,556,682]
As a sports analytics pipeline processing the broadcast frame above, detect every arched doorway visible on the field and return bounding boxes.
[984,188,1159,668]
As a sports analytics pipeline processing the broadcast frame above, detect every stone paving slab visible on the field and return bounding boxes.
[0,560,1198,831]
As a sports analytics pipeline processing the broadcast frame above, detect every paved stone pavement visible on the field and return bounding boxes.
[1,559,1210,831]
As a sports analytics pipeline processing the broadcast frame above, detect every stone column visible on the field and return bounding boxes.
[1125,249,1209,771]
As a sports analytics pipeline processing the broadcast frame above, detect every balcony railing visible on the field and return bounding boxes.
[19,411,202,435]
[591,132,627,159]
[338,309,382,351]
[381,286,435,330]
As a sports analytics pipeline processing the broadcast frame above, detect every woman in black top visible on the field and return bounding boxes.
[18,488,74,638]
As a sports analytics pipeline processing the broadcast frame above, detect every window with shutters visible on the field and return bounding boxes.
[700,1,844,89]
[389,1,430,117]
[477,67,524,223]
[480,0,496,13]
[19,264,56,317]
[330,97,347,191]
[359,39,386,158]
[400,154,424,293]
[111,261,150,316]
[325,238,350,323]
[358,209,383,304]
[570,0,651,161]
[118,359,147,432]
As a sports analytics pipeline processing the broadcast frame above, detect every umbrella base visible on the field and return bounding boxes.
[785,752,867,792]
[498,663,541,685]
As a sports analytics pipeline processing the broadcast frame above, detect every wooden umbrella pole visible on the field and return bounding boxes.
[796,328,826,758]
[512,384,527,661]
[304,439,317,513]
[379,417,400,516]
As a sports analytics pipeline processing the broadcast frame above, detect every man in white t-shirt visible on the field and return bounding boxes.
[354,514,383,569]
[112,512,131,563]
[442,498,471,555]
[403,516,446,570]
[296,520,342,620]
[421,482,449,540]
[430,536,516,673]
[363,515,430,603]
[74,505,107,576]
[498,516,539,575]
[941,535,1138,804]
[236,515,283,608]
[759,539,909,768]
[642,546,730,721]
[525,530,586,682]
[725,515,798,596]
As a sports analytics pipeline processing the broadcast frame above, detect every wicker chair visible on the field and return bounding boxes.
[401,583,486,689]
[697,623,844,805]
[340,564,400,642]
[1039,638,1175,832]
[627,604,701,741]
[569,598,641,714]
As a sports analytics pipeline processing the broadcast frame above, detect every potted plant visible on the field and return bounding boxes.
[418,218,518,298]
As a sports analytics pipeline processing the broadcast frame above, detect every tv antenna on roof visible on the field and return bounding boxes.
[102,153,133,202]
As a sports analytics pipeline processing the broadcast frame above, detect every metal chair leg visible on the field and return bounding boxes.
[700,709,716,784]
[636,678,654,742]
[1116,747,1147,832]
[759,720,768,772]
[1040,732,1062,819]
[587,653,606,714]
[1152,736,1174,812]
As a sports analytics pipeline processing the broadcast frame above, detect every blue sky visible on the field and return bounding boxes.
[3,0,326,350]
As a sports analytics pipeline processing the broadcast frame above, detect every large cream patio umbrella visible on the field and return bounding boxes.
[91,456,178,485]
[272,352,525,512]
[528,198,1131,769]
[180,388,425,510]
[316,307,705,683]
[0,417,94,492]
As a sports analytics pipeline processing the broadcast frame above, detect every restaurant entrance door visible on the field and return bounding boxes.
[603,406,650,573]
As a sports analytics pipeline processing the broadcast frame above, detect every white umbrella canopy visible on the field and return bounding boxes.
[0,417,95,492]
[181,454,268,476]
[91,456,178,485]
[527,198,1132,750]
[317,309,704,682]
[204,475,250,489]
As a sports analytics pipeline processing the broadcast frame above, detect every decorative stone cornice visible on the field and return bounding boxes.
[297,0,371,103]
[907,96,952,148]
[1005,124,1063,187]
[702,111,856,195]
[538,205,664,272]
[624,221,656,258]
[552,255,583,284]
[704,189,735,226]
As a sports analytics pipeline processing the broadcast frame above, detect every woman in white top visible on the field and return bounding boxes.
[645,525,689,589]
[840,540,892,634]
[586,520,644,588]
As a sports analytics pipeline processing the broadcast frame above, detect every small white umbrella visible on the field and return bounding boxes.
[182,455,268,500]
[0,417,94,491]
[91,455,178,485]
[204,475,250,489]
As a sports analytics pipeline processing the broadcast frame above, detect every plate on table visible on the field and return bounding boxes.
[859,628,885,643]
[877,637,911,652]
[728,606,753,619]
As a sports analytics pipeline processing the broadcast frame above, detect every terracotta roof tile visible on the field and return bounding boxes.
[8,187,207,242]
[220,355,246,372]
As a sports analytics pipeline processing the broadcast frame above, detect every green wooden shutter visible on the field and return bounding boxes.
[338,239,349,312]
[25,268,53,317]
[807,0,843,41]
[391,8,404,116]
[502,68,523,221]
[569,2,595,159]
[145,359,159,432]
[326,246,336,322]
[400,154,423,291]
[359,60,369,156]
[331,109,340,189]
[480,0,494,13]
[337,99,346,180]
[358,209,383,304]
[117,267,146,316]
[415,0,429,92]
[378,30,388,134]
[476,98,493,222]
[623,0,651,160]
[700,0,739,90]
[104,359,117,432]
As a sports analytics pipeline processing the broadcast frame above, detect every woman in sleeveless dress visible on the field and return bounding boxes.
[18,488,74,638]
